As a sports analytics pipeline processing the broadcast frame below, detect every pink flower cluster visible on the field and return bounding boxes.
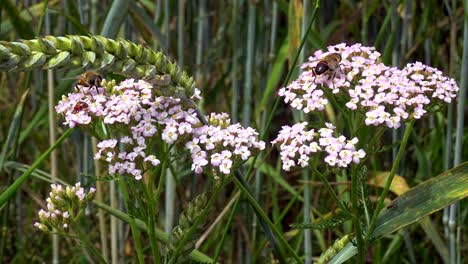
[186,113,265,175]
[57,79,265,179]
[272,122,365,171]
[34,183,95,232]
[279,43,459,128]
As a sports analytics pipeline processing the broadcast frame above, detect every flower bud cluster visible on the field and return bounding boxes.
[34,183,95,233]
[272,122,365,171]
[279,43,459,128]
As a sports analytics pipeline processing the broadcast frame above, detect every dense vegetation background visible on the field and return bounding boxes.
[0,0,467,263]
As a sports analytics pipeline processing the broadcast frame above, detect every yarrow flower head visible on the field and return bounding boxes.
[56,78,264,180]
[272,122,365,171]
[279,43,459,128]
[34,183,95,233]
[186,113,265,177]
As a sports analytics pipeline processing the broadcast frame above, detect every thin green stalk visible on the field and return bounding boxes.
[92,138,109,262]
[164,0,169,52]
[444,0,457,241]
[110,179,118,264]
[365,120,415,245]
[312,168,351,216]
[148,144,173,263]
[351,167,365,263]
[242,1,256,127]
[252,185,305,262]
[231,0,240,123]
[177,0,185,67]
[44,7,60,263]
[450,1,468,263]
[232,174,301,263]
[195,0,206,81]
[213,196,241,262]
[300,1,312,261]
[117,177,145,264]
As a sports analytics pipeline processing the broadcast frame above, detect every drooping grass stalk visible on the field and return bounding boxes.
[450,1,468,263]
[242,1,256,127]
[365,120,415,246]
[231,0,240,123]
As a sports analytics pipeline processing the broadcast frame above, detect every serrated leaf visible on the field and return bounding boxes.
[292,211,351,230]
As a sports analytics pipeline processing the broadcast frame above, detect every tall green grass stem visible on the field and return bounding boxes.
[365,120,415,245]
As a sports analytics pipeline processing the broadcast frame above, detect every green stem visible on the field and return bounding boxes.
[351,167,365,263]
[74,222,107,264]
[213,197,241,263]
[232,174,301,263]
[365,120,415,244]
[312,167,351,216]
[168,181,225,264]
[117,177,145,264]
[146,179,161,263]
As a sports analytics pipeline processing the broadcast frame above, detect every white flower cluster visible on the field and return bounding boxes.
[186,113,266,175]
[272,122,365,171]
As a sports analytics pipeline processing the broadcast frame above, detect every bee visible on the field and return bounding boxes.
[312,53,342,84]
[72,101,89,114]
[74,71,103,96]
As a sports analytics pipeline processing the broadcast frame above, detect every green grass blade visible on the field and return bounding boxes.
[0,90,28,171]
[372,162,468,239]
[0,128,73,209]
[100,0,129,37]
[329,161,468,263]
[257,39,289,115]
